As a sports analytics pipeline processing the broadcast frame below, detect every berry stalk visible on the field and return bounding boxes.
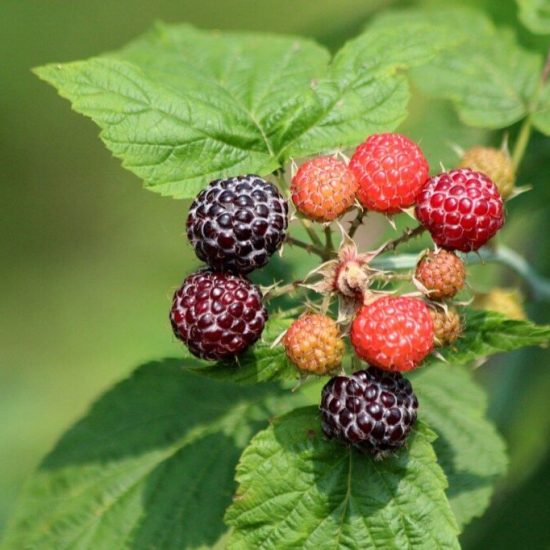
[512,46,550,171]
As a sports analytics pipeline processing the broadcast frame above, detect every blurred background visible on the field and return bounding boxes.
[1,0,549,547]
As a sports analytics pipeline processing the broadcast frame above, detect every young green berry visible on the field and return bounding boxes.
[320,367,418,457]
[473,288,526,320]
[459,146,515,198]
[291,156,358,222]
[283,314,344,375]
[415,250,465,300]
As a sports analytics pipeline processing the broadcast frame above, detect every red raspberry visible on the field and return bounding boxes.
[349,133,429,213]
[283,314,345,375]
[170,270,267,361]
[415,168,504,252]
[350,296,434,372]
[291,156,358,222]
[415,250,465,300]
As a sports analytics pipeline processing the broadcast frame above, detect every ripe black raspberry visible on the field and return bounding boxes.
[187,175,288,273]
[320,367,418,456]
[170,269,267,361]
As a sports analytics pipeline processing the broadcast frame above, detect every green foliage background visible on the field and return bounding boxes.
[1,0,550,547]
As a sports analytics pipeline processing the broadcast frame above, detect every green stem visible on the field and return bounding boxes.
[324,225,335,255]
[511,116,533,171]
[379,225,426,254]
[511,46,550,171]
[264,280,304,300]
[348,209,366,239]
[372,245,550,301]
[300,217,324,249]
[286,236,327,259]
[351,355,361,372]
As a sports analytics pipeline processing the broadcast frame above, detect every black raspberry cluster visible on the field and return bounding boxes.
[170,133,510,457]
[170,175,288,360]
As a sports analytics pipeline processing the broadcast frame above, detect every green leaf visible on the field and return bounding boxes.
[3,359,298,549]
[36,22,456,198]
[226,407,459,549]
[188,313,299,384]
[412,365,507,527]
[427,309,550,368]
[281,23,460,158]
[517,0,550,34]
[372,9,542,129]
[532,82,550,135]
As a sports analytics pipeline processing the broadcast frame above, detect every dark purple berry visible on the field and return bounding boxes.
[170,269,267,361]
[187,175,289,274]
[319,367,418,456]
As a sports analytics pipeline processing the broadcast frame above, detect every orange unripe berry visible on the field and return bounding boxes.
[429,306,462,347]
[283,314,344,375]
[291,156,358,222]
[415,250,466,300]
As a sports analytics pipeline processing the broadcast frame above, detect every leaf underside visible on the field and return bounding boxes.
[2,360,299,549]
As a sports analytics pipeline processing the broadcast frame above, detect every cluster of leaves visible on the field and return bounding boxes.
[4,310,549,548]
[5,4,550,549]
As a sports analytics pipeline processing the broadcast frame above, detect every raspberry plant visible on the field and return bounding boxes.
[5,6,550,549]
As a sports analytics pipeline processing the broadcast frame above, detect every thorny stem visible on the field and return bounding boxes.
[301,217,324,249]
[348,209,366,239]
[264,279,304,300]
[324,225,335,256]
[370,271,411,282]
[291,223,427,262]
[372,245,550,301]
[286,236,327,259]
[379,225,427,254]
